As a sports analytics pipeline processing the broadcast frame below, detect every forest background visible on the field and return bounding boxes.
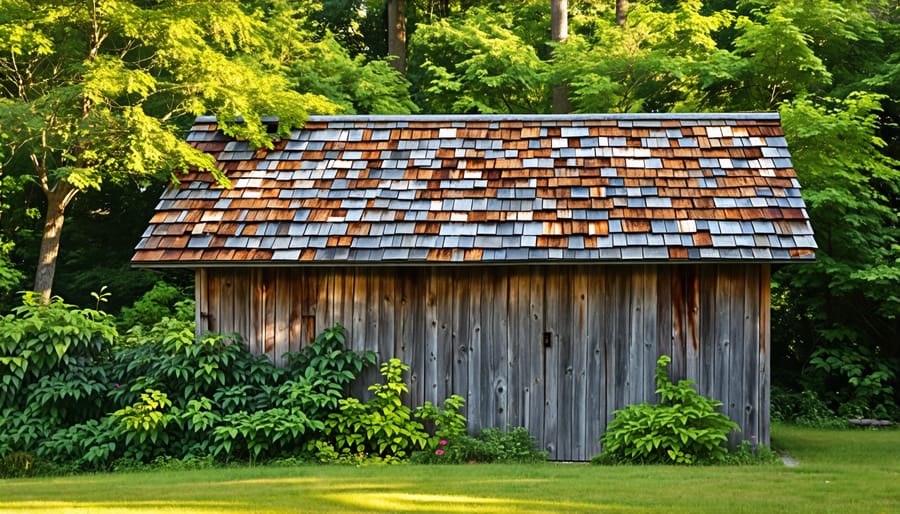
[0,0,898,422]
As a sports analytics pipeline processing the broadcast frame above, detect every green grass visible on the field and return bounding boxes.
[1,425,898,513]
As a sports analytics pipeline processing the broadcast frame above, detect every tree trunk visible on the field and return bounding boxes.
[551,0,568,42]
[551,0,571,114]
[387,0,407,74]
[33,182,77,303]
[616,0,628,26]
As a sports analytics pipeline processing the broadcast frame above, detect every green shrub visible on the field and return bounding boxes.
[416,394,467,448]
[280,323,376,420]
[802,346,898,420]
[596,355,739,465]
[212,408,322,464]
[118,281,191,331]
[771,387,847,428]
[322,358,429,459]
[0,293,117,413]
[38,417,120,470]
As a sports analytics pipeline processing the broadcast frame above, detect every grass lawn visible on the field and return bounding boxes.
[1,425,897,513]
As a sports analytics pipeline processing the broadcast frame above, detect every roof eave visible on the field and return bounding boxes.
[132,256,815,269]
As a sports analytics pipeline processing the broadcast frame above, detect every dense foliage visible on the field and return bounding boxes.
[1,1,897,423]
[0,290,547,476]
[596,356,740,465]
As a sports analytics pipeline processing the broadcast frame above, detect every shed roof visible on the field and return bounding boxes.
[132,114,816,266]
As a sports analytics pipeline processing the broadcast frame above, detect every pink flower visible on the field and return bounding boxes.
[435,449,445,456]
[439,439,447,446]
[114,383,120,388]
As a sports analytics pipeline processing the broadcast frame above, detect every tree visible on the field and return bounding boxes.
[551,0,571,113]
[0,0,341,302]
[408,7,549,113]
[616,0,628,26]
[554,1,731,112]
[388,0,407,73]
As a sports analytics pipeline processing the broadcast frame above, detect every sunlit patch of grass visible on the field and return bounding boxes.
[0,500,237,514]
[320,492,626,513]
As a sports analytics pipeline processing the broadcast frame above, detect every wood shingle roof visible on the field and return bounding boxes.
[132,114,816,266]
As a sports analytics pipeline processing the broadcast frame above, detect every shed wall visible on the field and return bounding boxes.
[196,264,770,461]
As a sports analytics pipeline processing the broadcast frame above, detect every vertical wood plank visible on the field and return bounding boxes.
[233,269,250,347]
[301,269,318,346]
[394,269,409,363]
[641,266,659,399]
[684,266,701,385]
[347,268,362,351]
[424,268,440,404]
[342,268,363,348]
[436,270,454,406]
[572,266,589,461]
[608,266,624,412]
[263,269,276,360]
[759,264,771,445]
[586,267,607,457]
[627,266,644,406]
[699,266,717,399]
[466,270,486,432]
[219,270,235,338]
[206,269,220,334]
[511,269,529,435]
[671,267,686,377]
[379,270,397,370]
[743,265,761,444]
[195,269,207,339]
[656,267,673,370]
[315,270,330,337]
[527,267,545,449]
[250,269,263,356]
[354,270,382,395]
[727,266,745,444]
[542,268,560,459]
[452,269,471,420]
[274,269,291,366]
[404,269,426,408]
[490,270,509,430]
[713,265,733,443]
[287,269,303,354]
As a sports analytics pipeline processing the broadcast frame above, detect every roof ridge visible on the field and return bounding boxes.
[193,113,781,124]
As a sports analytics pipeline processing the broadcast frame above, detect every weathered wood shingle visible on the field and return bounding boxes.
[133,114,816,266]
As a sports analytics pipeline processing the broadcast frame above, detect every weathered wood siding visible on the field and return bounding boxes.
[196,264,770,461]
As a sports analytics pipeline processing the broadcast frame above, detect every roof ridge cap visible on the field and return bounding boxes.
[193,113,781,124]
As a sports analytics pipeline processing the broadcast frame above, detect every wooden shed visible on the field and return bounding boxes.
[133,114,816,461]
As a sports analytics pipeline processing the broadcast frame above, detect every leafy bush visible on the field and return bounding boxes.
[322,358,429,459]
[416,394,468,448]
[596,355,739,465]
[802,346,898,420]
[0,293,117,413]
[213,408,322,464]
[281,323,377,419]
[118,281,191,330]
[771,387,846,428]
